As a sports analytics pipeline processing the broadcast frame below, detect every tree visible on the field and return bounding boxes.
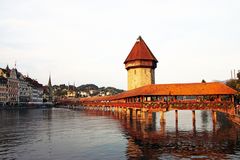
[226,79,238,90]
[237,71,240,80]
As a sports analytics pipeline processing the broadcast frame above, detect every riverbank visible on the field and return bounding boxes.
[0,103,54,110]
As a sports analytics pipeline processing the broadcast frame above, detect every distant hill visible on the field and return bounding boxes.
[52,84,124,98]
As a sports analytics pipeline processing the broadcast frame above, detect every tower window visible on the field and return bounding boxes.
[134,70,136,75]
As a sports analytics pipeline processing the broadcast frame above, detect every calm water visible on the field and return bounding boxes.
[0,108,240,160]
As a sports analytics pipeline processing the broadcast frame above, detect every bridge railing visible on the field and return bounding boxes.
[79,101,234,110]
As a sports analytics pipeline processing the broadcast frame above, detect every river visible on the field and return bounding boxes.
[0,108,240,160]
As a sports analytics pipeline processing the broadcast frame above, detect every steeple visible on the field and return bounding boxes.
[48,74,52,87]
[48,74,53,102]
[6,65,10,71]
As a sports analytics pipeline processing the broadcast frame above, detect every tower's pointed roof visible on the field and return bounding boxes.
[124,36,158,64]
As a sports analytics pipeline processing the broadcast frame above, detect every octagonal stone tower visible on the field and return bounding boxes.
[124,36,158,90]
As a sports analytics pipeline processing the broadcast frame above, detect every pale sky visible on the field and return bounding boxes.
[0,0,240,89]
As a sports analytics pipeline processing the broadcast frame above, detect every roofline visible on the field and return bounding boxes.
[124,58,158,64]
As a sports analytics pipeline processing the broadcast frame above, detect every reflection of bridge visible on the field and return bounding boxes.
[81,109,240,159]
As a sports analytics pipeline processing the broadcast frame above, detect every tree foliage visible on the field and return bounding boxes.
[226,79,239,91]
[237,71,240,80]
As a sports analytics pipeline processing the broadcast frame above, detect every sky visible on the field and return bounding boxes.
[0,0,240,89]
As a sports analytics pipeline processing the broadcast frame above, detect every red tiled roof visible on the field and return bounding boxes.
[124,36,158,64]
[80,82,237,102]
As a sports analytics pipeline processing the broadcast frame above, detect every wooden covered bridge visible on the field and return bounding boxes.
[56,82,238,123]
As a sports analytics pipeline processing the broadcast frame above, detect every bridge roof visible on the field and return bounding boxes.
[80,82,237,102]
[124,36,158,64]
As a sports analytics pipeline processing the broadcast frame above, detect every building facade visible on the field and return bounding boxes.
[0,66,44,106]
[7,69,19,105]
[0,76,8,106]
[18,73,30,103]
[25,77,43,103]
[124,36,158,90]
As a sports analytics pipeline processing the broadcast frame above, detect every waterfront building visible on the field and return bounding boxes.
[32,86,43,102]
[18,73,30,103]
[7,68,19,105]
[79,91,89,97]
[0,68,7,78]
[67,90,76,98]
[124,36,158,90]
[66,85,76,98]
[43,86,50,102]
[0,76,8,106]
[25,77,43,103]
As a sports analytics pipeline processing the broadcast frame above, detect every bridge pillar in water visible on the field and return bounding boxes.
[160,111,165,123]
[127,108,131,117]
[141,111,146,120]
[212,110,217,133]
[160,117,166,136]
[123,108,127,113]
[132,109,137,119]
[175,110,178,133]
[137,109,141,118]
[212,111,217,123]
[146,112,153,124]
[192,110,196,134]
[147,112,152,119]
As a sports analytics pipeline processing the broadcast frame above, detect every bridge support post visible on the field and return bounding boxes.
[175,110,178,122]
[212,110,217,123]
[146,112,152,124]
[175,110,178,133]
[212,110,217,133]
[132,109,137,119]
[160,111,165,123]
[212,111,217,130]
[127,108,131,117]
[147,112,152,119]
[141,111,146,120]
[137,109,141,118]
[192,110,196,134]
[160,116,166,136]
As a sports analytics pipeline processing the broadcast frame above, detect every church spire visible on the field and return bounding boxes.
[48,74,52,87]
[6,64,10,71]
[48,74,53,102]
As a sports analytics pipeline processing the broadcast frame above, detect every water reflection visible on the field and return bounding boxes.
[0,108,240,159]
[85,109,240,159]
